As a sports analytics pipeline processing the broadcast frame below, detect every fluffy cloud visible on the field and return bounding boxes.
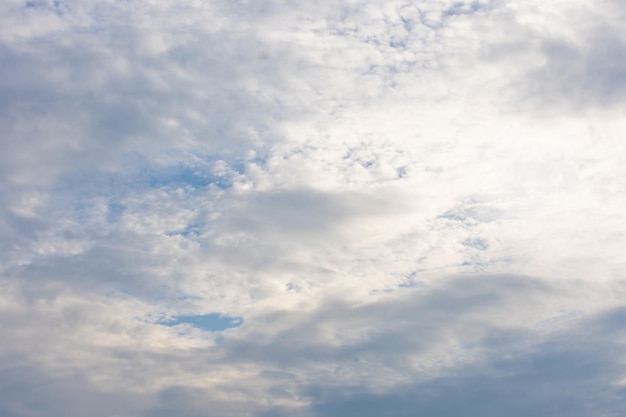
[1,0,625,416]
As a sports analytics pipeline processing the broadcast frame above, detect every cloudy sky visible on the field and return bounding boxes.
[1,0,626,415]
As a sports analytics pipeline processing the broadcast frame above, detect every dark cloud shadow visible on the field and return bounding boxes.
[304,306,626,417]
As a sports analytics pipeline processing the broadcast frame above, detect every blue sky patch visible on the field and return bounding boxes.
[158,313,243,331]
[146,164,228,190]
[106,202,126,224]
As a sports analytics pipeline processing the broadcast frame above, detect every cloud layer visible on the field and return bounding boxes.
[1,0,625,416]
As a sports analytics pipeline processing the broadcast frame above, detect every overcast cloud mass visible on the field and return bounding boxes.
[1,0,626,416]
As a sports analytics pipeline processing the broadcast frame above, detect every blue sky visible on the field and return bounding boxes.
[1,0,626,416]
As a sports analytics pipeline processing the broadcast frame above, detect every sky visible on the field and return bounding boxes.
[1,0,626,416]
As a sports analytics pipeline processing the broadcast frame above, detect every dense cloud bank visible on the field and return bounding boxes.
[1,0,625,416]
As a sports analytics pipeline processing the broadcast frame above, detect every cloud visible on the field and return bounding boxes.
[1,275,624,417]
[306,308,626,417]
[467,0,626,113]
[1,0,626,416]
[0,366,152,417]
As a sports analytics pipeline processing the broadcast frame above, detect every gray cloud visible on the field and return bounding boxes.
[1,275,623,417]
[523,30,626,111]
[225,275,553,367]
[0,366,151,417]
[475,0,626,113]
[306,308,626,417]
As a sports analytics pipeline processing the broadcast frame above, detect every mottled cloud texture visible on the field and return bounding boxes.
[1,0,626,416]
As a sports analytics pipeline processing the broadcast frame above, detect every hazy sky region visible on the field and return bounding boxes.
[1,0,626,416]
